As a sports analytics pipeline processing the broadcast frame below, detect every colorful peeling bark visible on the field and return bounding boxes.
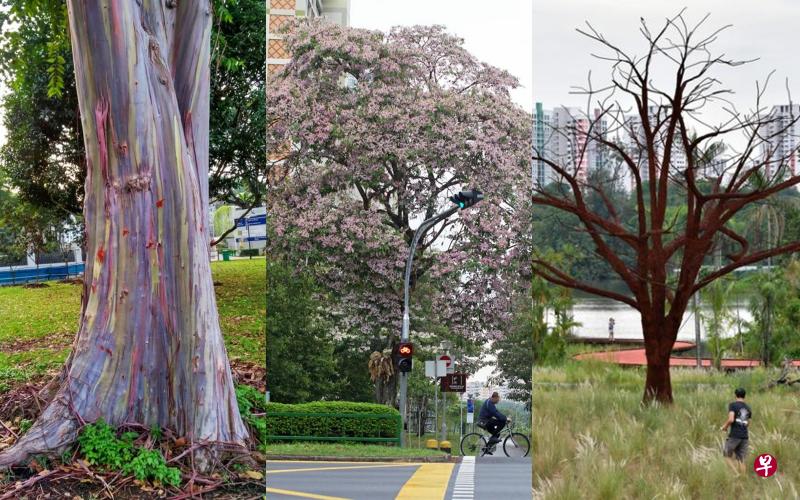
[0,0,247,467]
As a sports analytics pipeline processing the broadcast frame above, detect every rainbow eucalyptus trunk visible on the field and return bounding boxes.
[0,0,247,468]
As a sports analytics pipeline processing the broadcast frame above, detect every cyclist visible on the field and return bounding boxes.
[478,391,510,454]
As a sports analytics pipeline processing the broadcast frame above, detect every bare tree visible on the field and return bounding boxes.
[532,10,800,404]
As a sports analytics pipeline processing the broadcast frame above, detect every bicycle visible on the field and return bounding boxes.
[460,419,530,457]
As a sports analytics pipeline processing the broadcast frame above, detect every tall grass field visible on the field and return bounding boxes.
[534,361,800,498]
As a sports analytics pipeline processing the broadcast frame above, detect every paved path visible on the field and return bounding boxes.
[574,341,800,368]
[472,456,531,500]
[266,457,531,499]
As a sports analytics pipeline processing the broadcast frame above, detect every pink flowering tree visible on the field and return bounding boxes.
[268,22,531,405]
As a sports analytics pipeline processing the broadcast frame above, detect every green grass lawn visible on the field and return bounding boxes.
[534,361,800,498]
[0,258,265,390]
[265,441,448,458]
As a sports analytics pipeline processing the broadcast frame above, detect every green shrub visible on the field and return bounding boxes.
[126,449,182,486]
[239,248,260,257]
[77,420,181,487]
[265,401,399,442]
[236,385,266,446]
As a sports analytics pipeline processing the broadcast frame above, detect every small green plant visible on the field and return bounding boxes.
[32,454,50,470]
[18,419,32,434]
[77,420,181,487]
[150,424,162,442]
[60,446,74,464]
[126,448,181,486]
[236,385,266,446]
[77,420,135,470]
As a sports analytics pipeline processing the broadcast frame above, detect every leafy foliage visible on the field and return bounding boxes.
[77,420,181,487]
[265,402,400,441]
[209,0,266,211]
[741,264,800,365]
[236,384,266,447]
[491,293,534,404]
[0,0,265,232]
[266,258,342,403]
[269,22,532,407]
[531,276,581,366]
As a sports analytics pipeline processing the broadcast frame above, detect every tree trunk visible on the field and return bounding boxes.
[0,0,247,469]
[642,318,678,404]
[643,357,673,404]
[375,373,398,407]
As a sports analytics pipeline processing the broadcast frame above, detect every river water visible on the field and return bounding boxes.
[566,294,754,342]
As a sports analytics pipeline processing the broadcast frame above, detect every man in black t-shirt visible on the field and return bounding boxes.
[720,387,751,472]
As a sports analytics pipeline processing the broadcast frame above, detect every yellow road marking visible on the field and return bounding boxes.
[265,486,351,500]
[267,463,418,475]
[395,463,455,500]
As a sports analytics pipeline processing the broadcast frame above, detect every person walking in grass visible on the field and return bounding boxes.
[720,387,751,472]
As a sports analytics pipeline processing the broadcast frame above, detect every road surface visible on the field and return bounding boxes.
[265,456,531,499]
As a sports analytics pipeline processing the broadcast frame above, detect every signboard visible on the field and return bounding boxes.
[235,214,267,227]
[441,372,467,393]
[466,413,474,423]
[227,206,267,252]
[438,354,454,374]
[425,360,447,378]
[235,236,268,243]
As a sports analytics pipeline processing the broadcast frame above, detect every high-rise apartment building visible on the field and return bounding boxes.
[621,106,687,190]
[267,1,350,169]
[532,103,606,187]
[759,104,800,180]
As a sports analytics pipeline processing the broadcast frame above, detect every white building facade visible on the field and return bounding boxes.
[533,102,607,188]
[759,104,800,180]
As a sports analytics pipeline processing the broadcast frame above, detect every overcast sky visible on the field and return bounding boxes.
[350,0,533,111]
[534,0,800,124]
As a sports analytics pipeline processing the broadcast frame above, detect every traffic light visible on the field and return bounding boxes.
[396,342,413,373]
[449,189,484,209]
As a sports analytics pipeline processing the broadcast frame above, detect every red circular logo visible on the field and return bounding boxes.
[754,453,777,477]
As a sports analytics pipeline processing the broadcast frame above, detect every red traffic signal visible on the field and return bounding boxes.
[398,342,413,357]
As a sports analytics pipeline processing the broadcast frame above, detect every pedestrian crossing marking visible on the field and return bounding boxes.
[450,456,475,499]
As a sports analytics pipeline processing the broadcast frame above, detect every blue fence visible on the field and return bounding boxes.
[0,263,85,286]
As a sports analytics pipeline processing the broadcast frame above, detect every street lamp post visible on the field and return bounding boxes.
[398,190,483,446]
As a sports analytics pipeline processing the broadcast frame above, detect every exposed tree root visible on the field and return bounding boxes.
[0,394,78,468]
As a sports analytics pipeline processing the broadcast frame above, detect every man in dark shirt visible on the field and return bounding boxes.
[478,392,510,453]
[720,387,751,472]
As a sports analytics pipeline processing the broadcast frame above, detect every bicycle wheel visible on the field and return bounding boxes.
[460,432,488,456]
[503,432,530,457]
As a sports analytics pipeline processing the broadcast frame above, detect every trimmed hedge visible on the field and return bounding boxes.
[266,402,400,442]
[239,249,261,257]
